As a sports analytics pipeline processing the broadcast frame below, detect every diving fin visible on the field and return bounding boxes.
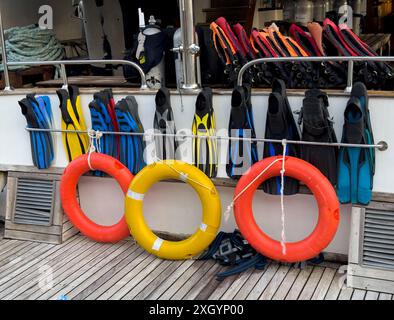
[154,88,178,160]
[57,89,89,162]
[192,87,218,178]
[299,89,338,185]
[263,92,300,195]
[350,82,375,175]
[337,92,373,205]
[115,97,146,174]
[227,86,258,180]
[19,97,54,170]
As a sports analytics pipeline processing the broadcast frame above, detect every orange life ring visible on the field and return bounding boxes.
[234,156,340,263]
[60,154,133,243]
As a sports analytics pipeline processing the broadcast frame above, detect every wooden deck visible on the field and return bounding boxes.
[0,231,392,301]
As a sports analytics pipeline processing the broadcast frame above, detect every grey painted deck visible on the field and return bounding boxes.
[0,231,392,301]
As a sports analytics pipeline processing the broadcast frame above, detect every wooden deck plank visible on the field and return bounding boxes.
[75,247,145,300]
[0,237,84,296]
[352,289,366,300]
[134,260,186,300]
[146,260,196,300]
[121,259,175,300]
[37,241,134,300]
[338,286,354,300]
[110,255,164,300]
[378,293,393,300]
[298,266,325,300]
[324,271,345,300]
[272,267,300,300]
[96,252,153,300]
[158,261,207,300]
[170,261,218,300]
[18,241,108,300]
[0,242,53,278]
[311,268,337,300]
[0,241,29,260]
[0,235,393,301]
[97,254,160,300]
[233,262,272,300]
[365,291,379,300]
[219,268,255,300]
[208,274,239,300]
[246,263,280,300]
[285,265,313,300]
[183,263,222,300]
[259,265,290,300]
[2,238,97,300]
[0,242,39,269]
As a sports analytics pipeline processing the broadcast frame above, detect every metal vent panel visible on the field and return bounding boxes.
[363,209,394,270]
[13,178,55,226]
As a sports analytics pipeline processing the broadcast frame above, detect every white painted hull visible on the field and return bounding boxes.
[1,89,393,257]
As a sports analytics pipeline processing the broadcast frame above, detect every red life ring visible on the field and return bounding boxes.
[60,154,133,243]
[234,156,340,263]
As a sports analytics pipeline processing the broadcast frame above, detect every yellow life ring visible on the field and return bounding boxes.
[124,161,222,260]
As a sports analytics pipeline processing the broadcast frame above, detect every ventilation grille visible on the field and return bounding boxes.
[13,178,55,226]
[362,209,394,270]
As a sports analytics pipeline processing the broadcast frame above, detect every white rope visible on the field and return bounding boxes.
[223,141,288,257]
[153,156,213,193]
[280,140,288,256]
[87,130,97,171]
[224,157,284,222]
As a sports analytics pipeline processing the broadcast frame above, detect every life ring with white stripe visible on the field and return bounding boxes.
[124,161,221,260]
[234,156,340,263]
[60,154,133,243]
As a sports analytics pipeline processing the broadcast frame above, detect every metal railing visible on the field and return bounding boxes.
[237,56,394,92]
[7,59,148,90]
[0,6,148,91]
[26,128,388,151]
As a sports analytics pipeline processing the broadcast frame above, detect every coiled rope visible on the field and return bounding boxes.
[0,24,65,71]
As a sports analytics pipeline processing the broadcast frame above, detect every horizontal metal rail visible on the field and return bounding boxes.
[25,128,388,151]
[237,56,394,90]
[6,59,148,90]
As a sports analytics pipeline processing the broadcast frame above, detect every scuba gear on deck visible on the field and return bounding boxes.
[200,231,267,281]
[337,82,374,205]
[192,88,218,178]
[154,88,178,160]
[298,89,338,185]
[227,86,258,180]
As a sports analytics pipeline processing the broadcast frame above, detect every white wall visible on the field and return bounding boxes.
[0,90,393,256]
[1,0,82,40]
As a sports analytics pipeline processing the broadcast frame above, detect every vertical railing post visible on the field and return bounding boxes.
[179,0,200,91]
[0,7,12,91]
[345,60,354,93]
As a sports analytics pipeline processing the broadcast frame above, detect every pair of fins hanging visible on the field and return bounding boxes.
[89,89,119,161]
[298,88,339,187]
[258,80,338,196]
[227,84,258,180]
[154,87,218,178]
[262,79,301,195]
[90,90,146,175]
[337,82,375,205]
[115,96,146,175]
[19,94,54,170]
[57,86,89,162]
